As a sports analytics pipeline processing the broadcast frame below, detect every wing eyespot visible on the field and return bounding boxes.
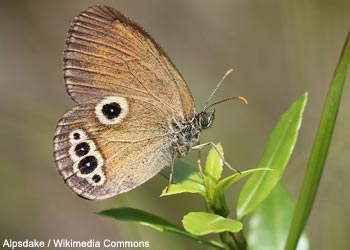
[95,96,128,125]
[74,142,90,157]
[73,132,81,140]
[68,129,106,186]
[102,102,121,119]
[78,155,98,174]
[69,129,87,142]
[92,174,101,183]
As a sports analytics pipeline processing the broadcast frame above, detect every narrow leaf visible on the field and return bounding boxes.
[247,183,309,250]
[182,212,242,236]
[204,144,224,208]
[285,31,350,250]
[237,93,308,219]
[213,168,271,216]
[216,168,271,195]
[99,208,225,250]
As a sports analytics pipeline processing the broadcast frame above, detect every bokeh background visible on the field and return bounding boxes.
[1,0,349,249]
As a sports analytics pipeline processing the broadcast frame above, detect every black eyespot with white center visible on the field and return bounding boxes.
[102,102,121,119]
[78,155,98,174]
[74,142,90,157]
[95,97,128,125]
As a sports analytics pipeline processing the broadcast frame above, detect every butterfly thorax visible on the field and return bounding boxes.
[171,110,215,158]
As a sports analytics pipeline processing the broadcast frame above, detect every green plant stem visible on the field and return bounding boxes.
[232,231,247,250]
[220,232,237,250]
[285,31,350,250]
[208,191,242,249]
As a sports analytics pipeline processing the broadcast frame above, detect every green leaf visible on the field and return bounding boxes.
[205,143,223,184]
[160,160,205,196]
[204,144,224,210]
[247,183,309,250]
[216,168,271,195]
[237,93,308,220]
[99,207,180,232]
[285,31,350,250]
[182,212,243,236]
[99,208,225,250]
[212,168,271,217]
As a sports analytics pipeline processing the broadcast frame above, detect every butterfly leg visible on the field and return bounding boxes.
[196,147,205,177]
[192,142,240,173]
[166,152,176,192]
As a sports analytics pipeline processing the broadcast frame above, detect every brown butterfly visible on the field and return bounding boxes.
[54,5,246,200]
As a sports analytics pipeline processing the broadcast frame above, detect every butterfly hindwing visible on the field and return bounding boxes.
[54,97,173,200]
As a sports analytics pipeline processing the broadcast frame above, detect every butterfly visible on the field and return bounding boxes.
[54,5,246,200]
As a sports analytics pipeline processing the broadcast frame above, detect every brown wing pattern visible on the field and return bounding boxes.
[64,5,195,121]
[54,6,196,199]
[54,98,173,200]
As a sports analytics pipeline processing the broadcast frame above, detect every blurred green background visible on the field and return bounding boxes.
[1,0,349,249]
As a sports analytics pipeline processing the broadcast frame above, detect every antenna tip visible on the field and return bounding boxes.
[236,96,248,104]
[224,68,234,78]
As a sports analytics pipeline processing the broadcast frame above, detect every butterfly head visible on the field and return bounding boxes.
[196,110,215,129]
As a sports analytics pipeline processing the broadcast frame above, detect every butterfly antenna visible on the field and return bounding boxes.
[204,96,248,110]
[203,69,248,111]
[203,68,234,111]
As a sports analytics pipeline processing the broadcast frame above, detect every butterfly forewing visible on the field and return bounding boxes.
[64,5,194,120]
